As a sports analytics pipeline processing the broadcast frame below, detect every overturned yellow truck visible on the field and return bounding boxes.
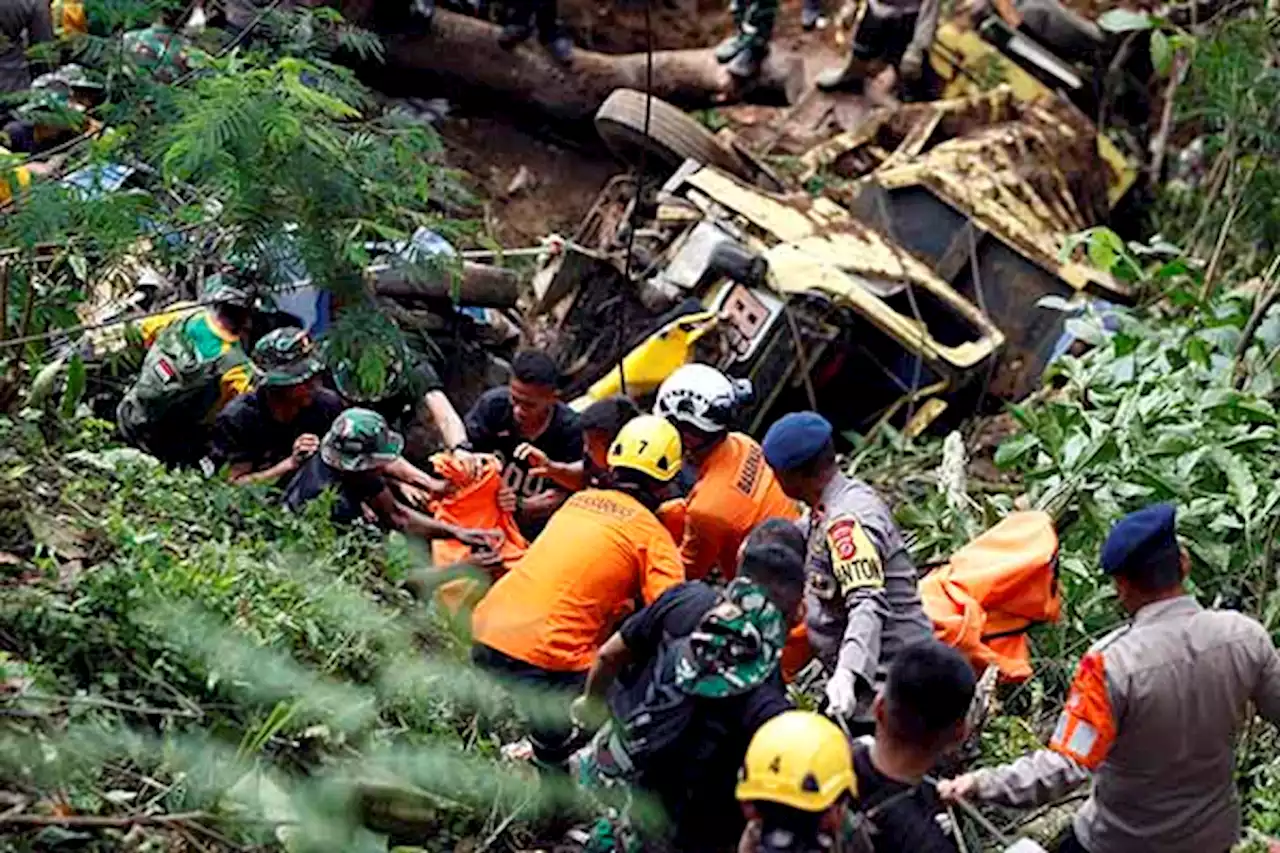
[530,18,1137,440]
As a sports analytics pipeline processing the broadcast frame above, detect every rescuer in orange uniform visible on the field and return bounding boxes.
[654,364,799,582]
[471,414,686,770]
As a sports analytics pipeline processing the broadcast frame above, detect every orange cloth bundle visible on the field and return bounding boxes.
[428,453,529,614]
[919,511,1061,682]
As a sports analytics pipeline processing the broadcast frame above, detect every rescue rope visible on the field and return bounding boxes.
[613,0,658,397]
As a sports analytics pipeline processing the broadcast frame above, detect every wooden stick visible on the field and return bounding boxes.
[0,810,208,828]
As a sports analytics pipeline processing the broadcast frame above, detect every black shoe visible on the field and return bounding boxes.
[498,23,533,49]
[726,43,767,79]
[544,33,573,64]
[715,31,752,63]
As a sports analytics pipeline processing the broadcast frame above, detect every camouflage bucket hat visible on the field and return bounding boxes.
[35,64,104,93]
[675,577,786,698]
[201,272,254,308]
[321,408,404,472]
[253,327,322,387]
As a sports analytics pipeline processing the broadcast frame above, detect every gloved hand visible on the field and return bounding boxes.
[899,48,923,80]
[825,669,858,719]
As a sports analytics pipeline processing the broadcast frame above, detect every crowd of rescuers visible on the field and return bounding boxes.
[113,274,1280,853]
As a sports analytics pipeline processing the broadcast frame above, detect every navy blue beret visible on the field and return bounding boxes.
[762,411,833,472]
[1101,503,1178,577]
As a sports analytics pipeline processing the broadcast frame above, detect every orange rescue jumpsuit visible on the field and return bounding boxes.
[472,488,685,673]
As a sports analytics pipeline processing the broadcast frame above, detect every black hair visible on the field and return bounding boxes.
[740,543,806,615]
[610,467,671,512]
[1119,545,1182,592]
[787,440,836,480]
[580,395,639,438]
[744,518,806,561]
[882,641,976,749]
[511,350,561,389]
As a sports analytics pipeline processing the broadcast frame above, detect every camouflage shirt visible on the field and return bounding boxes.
[118,308,251,439]
[122,24,206,83]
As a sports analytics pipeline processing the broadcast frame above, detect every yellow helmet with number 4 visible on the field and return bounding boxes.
[608,414,682,482]
[736,711,856,812]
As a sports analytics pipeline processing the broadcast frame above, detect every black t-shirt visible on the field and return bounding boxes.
[616,581,792,852]
[282,454,386,524]
[613,581,720,719]
[653,669,792,852]
[464,386,583,533]
[212,387,343,479]
[852,744,956,853]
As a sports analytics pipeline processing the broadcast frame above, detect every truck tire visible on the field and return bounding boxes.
[595,89,754,183]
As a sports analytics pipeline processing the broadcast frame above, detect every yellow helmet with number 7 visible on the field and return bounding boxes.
[736,711,856,812]
[608,414,682,482]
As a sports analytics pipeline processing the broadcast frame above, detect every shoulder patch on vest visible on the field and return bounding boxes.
[826,516,884,595]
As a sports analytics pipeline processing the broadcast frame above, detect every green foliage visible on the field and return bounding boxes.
[0,416,575,850]
[1156,15,1280,280]
[1,1,471,409]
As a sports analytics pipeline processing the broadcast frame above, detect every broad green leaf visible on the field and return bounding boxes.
[26,354,66,406]
[1061,432,1090,469]
[994,432,1039,469]
[1086,232,1118,272]
[1150,29,1173,77]
[67,254,88,282]
[59,353,86,419]
[1098,8,1155,31]
[1064,317,1107,346]
[1209,447,1258,519]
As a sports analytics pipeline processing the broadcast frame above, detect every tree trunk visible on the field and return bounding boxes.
[372,261,520,308]
[384,9,805,123]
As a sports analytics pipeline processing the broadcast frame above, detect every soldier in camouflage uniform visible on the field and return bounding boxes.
[210,327,344,486]
[572,544,804,852]
[122,8,209,83]
[762,411,933,727]
[283,408,503,548]
[3,64,103,154]
[117,273,257,467]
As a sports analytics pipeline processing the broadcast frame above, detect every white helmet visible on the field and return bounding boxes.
[655,363,751,434]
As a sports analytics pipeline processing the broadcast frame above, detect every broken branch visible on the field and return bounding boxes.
[0,810,209,828]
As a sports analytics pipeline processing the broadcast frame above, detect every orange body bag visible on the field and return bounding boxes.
[428,454,528,614]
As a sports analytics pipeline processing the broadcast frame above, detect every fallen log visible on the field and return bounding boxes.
[384,9,807,123]
[372,261,520,308]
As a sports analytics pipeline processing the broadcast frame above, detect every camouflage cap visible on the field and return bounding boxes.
[321,408,404,472]
[674,577,786,698]
[201,272,254,308]
[252,327,322,387]
[46,64,104,91]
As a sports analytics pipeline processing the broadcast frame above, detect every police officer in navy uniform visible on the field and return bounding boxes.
[762,411,933,725]
[940,504,1280,853]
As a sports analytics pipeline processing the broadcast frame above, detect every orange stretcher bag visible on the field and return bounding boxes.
[428,453,529,614]
[919,510,1060,682]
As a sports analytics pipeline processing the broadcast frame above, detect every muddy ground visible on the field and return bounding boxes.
[431,0,843,245]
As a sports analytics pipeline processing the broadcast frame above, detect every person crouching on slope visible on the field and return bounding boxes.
[470,414,686,772]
